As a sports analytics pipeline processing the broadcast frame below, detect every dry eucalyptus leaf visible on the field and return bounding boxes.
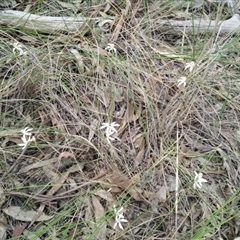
[70,48,84,72]
[84,198,94,232]
[134,136,145,166]
[108,186,122,193]
[19,157,58,173]
[94,189,114,203]
[57,151,75,162]
[0,214,7,240]
[109,173,143,201]
[92,195,106,240]
[3,206,53,222]
[0,187,6,207]
[143,190,155,201]
[45,164,82,197]
[43,164,58,182]
[68,178,77,190]
[127,102,135,123]
[156,186,167,202]
[200,202,212,219]
[167,175,180,192]
[12,223,27,238]
[92,196,105,220]
[88,118,98,141]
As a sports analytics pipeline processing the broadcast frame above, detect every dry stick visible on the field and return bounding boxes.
[0,10,114,33]
[0,10,240,35]
[152,14,240,35]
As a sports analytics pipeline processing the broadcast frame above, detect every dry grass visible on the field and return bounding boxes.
[1,0,240,239]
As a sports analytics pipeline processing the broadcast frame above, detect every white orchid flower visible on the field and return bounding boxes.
[12,42,27,56]
[18,126,35,150]
[185,61,195,73]
[113,206,128,230]
[100,122,120,144]
[20,127,33,136]
[18,135,35,150]
[177,76,187,87]
[193,171,208,189]
[105,43,117,54]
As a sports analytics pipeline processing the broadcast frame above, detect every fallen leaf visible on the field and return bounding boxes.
[19,157,58,173]
[200,202,212,219]
[155,186,167,202]
[43,163,58,182]
[108,186,122,193]
[0,187,6,207]
[84,199,94,231]
[57,151,75,162]
[92,195,106,240]
[70,48,84,72]
[184,133,212,152]
[0,214,7,240]
[19,35,38,44]
[94,189,114,203]
[118,102,142,134]
[103,3,111,13]
[68,178,77,190]
[180,142,188,154]
[143,191,155,201]
[134,136,145,166]
[127,101,135,123]
[46,164,83,196]
[3,206,53,222]
[12,223,27,238]
[109,173,143,201]
[167,175,180,192]
[147,157,154,165]
[88,118,98,141]
[92,195,105,220]
[111,14,124,42]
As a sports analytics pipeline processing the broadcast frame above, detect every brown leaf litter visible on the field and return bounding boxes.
[1,1,240,239]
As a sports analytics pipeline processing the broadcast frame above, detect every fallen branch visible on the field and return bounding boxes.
[0,10,240,35]
[152,14,240,35]
[0,10,114,33]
